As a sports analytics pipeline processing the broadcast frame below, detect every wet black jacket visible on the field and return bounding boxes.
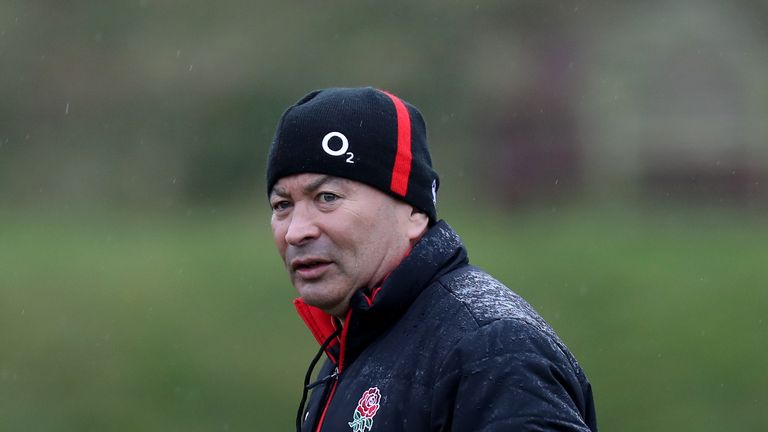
[295,221,597,431]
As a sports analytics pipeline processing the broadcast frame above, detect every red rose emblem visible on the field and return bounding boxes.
[349,387,382,431]
[355,387,381,419]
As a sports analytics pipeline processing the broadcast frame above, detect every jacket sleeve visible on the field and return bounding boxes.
[430,319,596,432]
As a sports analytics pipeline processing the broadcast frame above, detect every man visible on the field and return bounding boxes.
[266,87,597,432]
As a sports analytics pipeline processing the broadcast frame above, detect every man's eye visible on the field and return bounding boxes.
[318,192,339,203]
[272,200,291,211]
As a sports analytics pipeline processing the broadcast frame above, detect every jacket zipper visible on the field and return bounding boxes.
[313,367,340,432]
[299,308,351,432]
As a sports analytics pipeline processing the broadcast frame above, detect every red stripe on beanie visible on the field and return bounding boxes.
[381,90,412,197]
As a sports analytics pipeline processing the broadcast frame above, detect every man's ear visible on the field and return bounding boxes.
[407,208,429,242]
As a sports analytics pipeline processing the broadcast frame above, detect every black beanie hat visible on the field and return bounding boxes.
[267,87,439,221]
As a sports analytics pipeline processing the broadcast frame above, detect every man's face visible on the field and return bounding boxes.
[270,173,426,316]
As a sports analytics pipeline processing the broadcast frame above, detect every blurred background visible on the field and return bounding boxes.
[1,0,767,430]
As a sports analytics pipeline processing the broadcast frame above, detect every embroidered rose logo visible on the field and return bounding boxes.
[348,387,381,432]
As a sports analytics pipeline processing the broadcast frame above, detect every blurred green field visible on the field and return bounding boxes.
[1,203,766,431]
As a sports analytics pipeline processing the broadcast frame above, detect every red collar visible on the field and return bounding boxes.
[294,298,352,370]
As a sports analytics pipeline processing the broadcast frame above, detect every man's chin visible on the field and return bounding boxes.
[296,285,350,316]
[301,298,349,317]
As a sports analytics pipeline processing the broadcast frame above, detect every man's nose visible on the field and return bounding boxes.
[284,204,321,246]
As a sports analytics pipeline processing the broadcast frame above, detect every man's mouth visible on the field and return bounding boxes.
[291,258,333,279]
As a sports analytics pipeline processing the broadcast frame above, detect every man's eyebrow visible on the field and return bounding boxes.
[270,176,344,199]
[303,175,343,194]
[271,185,289,198]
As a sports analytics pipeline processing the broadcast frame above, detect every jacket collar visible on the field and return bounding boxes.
[294,220,468,369]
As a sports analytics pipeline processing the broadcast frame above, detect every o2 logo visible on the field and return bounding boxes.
[322,131,355,164]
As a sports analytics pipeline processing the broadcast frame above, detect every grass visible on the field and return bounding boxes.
[1,203,766,431]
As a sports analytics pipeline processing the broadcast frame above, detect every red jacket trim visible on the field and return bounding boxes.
[293,298,340,363]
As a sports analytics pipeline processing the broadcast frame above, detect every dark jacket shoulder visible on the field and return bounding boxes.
[421,265,597,431]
